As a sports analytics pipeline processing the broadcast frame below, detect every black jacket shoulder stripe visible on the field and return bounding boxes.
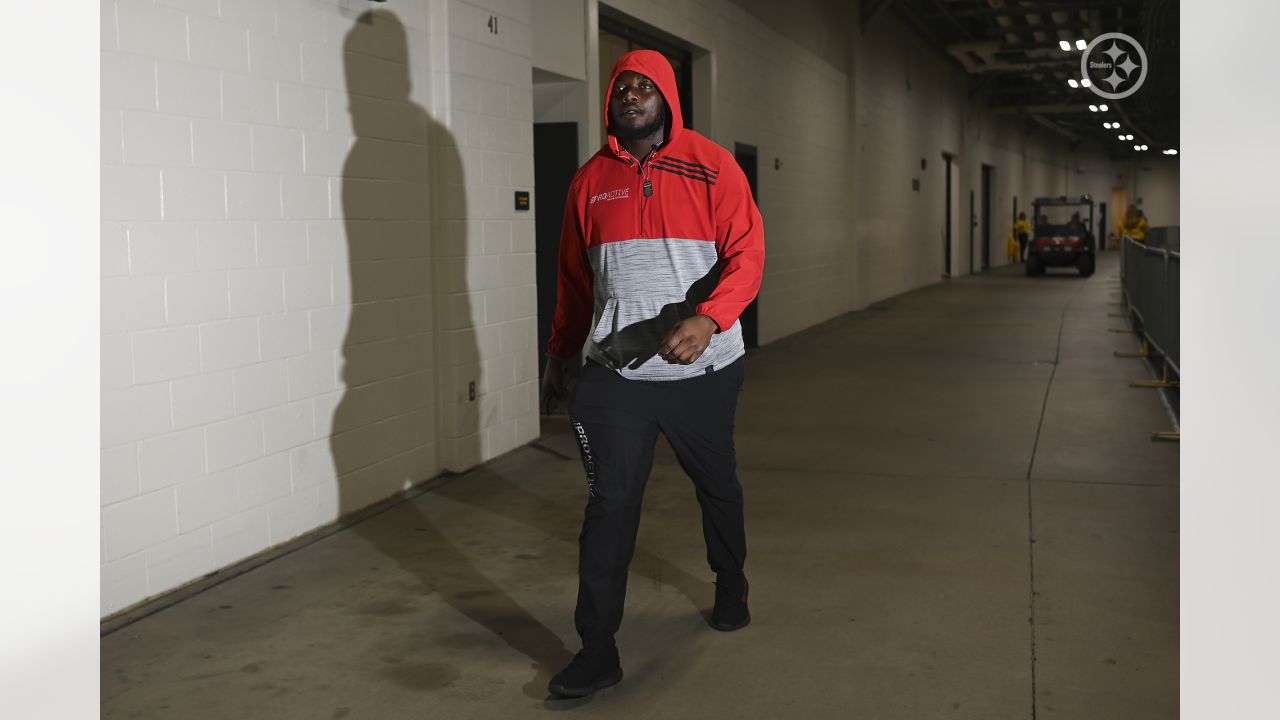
[659,156,719,177]
[660,156,718,176]
[652,164,716,185]
[653,160,716,180]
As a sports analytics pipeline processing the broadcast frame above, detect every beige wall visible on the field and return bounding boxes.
[532,0,587,81]
[1131,157,1181,227]
[434,0,539,472]
[101,0,441,616]
[101,0,541,617]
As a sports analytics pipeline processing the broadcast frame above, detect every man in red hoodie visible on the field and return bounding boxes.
[542,49,765,697]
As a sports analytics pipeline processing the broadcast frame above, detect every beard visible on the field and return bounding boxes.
[612,111,666,141]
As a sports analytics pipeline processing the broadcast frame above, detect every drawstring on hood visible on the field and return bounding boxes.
[605,50,684,159]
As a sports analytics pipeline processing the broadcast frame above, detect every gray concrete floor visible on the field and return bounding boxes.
[102,252,1178,719]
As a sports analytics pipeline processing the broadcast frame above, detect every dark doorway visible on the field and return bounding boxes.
[980,163,994,271]
[533,122,579,377]
[943,153,953,277]
[968,189,975,274]
[734,142,759,348]
[1099,201,1108,250]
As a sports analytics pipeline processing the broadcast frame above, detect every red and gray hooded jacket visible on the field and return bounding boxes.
[547,50,765,380]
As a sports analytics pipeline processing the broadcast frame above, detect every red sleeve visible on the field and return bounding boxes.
[695,155,764,332]
[546,185,594,358]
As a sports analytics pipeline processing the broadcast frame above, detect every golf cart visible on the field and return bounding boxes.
[1026,195,1096,277]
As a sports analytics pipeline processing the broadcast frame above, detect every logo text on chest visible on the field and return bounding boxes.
[589,187,630,205]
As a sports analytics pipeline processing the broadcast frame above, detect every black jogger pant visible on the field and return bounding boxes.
[567,357,747,650]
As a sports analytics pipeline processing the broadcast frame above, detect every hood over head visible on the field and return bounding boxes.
[605,49,684,155]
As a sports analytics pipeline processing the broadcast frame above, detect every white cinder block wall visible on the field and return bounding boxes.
[713,5,850,344]
[103,0,1146,617]
[101,0,540,618]
[853,14,966,303]
[435,0,540,471]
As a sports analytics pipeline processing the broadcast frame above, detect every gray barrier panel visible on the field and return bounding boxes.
[1121,237,1180,375]
[1165,256,1180,372]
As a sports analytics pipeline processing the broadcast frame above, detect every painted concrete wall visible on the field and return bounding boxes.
[434,0,540,473]
[101,0,540,617]
[852,14,966,301]
[102,0,436,616]
[1130,157,1181,227]
[711,6,850,343]
[532,0,587,82]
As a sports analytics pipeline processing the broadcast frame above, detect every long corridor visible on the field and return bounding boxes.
[101,252,1178,719]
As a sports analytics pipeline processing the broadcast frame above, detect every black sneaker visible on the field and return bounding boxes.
[547,648,623,698]
[710,576,750,631]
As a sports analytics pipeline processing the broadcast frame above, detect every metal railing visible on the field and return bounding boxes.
[1121,236,1180,377]
[1144,225,1180,252]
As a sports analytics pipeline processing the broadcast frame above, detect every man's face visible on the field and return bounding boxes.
[609,70,667,141]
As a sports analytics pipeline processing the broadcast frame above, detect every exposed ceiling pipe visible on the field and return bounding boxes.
[1028,112,1080,141]
[944,41,1073,73]
[993,103,1083,115]
[1113,103,1152,147]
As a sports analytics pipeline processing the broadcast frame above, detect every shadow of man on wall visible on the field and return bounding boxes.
[331,9,570,700]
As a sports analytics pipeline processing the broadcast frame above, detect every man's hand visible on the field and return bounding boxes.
[658,314,718,365]
[541,356,569,414]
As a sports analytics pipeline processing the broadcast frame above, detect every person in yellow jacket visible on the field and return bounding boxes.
[1121,204,1150,243]
[1006,230,1021,264]
[1012,212,1032,261]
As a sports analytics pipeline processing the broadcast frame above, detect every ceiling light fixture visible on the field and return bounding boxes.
[1081,78,1091,87]
[1059,40,1071,51]
[1076,39,1087,50]
[1133,145,1141,151]
[1117,134,1125,140]
[1140,144,1149,151]
[1165,149,1178,155]
[1099,103,1109,112]
[1068,78,1079,88]
[1089,104,1099,112]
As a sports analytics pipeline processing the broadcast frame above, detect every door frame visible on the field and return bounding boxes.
[532,121,580,377]
[943,153,954,277]
[968,189,976,275]
[980,163,994,271]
